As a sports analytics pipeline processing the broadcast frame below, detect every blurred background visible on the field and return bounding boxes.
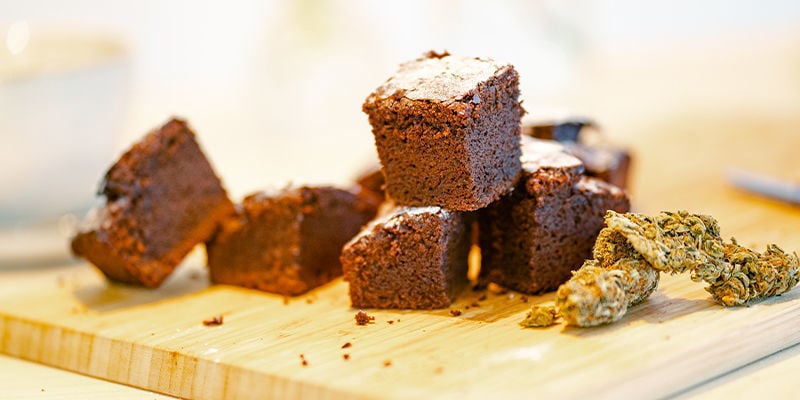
[2,0,800,260]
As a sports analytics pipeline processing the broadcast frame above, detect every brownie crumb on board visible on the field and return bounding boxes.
[202,315,224,326]
[449,309,462,317]
[342,342,352,349]
[355,310,375,325]
[343,354,350,360]
[300,354,308,367]
[383,360,392,367]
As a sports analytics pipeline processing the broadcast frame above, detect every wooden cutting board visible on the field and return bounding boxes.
[2,118,800,399]
[1,245,800,400]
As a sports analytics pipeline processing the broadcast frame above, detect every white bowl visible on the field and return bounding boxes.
[0,23,131,225]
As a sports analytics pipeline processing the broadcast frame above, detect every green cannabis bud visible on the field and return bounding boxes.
[604,210,725,275]
[593,228,660,306]
[703,240,800,306]
[519,304,558,328]
[553,210,799,328]
[555,264,627,327]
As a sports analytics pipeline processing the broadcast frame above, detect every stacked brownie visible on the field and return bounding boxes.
[343,207,472,309]
[362,51,523,211]
[341,51,524,309]
[72,52,631,306]
[522,116,632,189]
[343,51,631,309]
[478,137,630,294]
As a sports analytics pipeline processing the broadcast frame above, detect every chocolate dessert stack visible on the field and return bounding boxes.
[341,51,630,309]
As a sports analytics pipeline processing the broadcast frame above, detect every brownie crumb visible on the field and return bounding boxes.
[449,309,462,317]
[342,342,352,349]
[521,295,529,303]
[423,50,450,59]
[470,301,481,308]
[465,305,470,310]
[383,360,392,367]
[387,320,395,325]
[300,354,308,367]
[355,310,375,325]
[477,294,487,302]
[343,354,350,360]
[282,297,290,305]
[305,298,313,304]
[202,315,224,326]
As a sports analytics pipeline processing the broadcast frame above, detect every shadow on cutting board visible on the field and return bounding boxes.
[72,262,210,312]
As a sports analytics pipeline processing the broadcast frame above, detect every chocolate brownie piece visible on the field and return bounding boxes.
[522,118,632,189]
[341,206,471,309]
[478,137,630,294]
[354,165,386,200]
[563,143,632,190]
[363,51,523,211]
[207,186,377,296]
[71,118,235,287]
[521,116,594,142]
[352,165,387,211]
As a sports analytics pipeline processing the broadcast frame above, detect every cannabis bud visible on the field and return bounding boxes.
[549,210,799,328]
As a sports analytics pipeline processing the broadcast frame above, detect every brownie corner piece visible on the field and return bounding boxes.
[363,52,524,211]
[207,186,377,296]
[341,206,471,309]
[70,117,234,288]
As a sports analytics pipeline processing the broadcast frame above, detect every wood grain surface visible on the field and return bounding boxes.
[1,118,799,399]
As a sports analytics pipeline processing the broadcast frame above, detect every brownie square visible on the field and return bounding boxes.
[522,118,632,189]
[521,116,594,142]
[71,118,235,287]
[563,143,632,190]
[207,186,377,296]
[352,165,387,211]
[341,206,471,309]
[478,137,630,294]
[363,51,523,211]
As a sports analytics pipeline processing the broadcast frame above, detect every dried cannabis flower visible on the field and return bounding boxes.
[554,227,660,327]
[552,210,799,328]
[604,210,725,275]
[555,264,627,327]
[520,304,558,328]
[605,210,800,306]
[593,228,660,306]
[703,240,800,306]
